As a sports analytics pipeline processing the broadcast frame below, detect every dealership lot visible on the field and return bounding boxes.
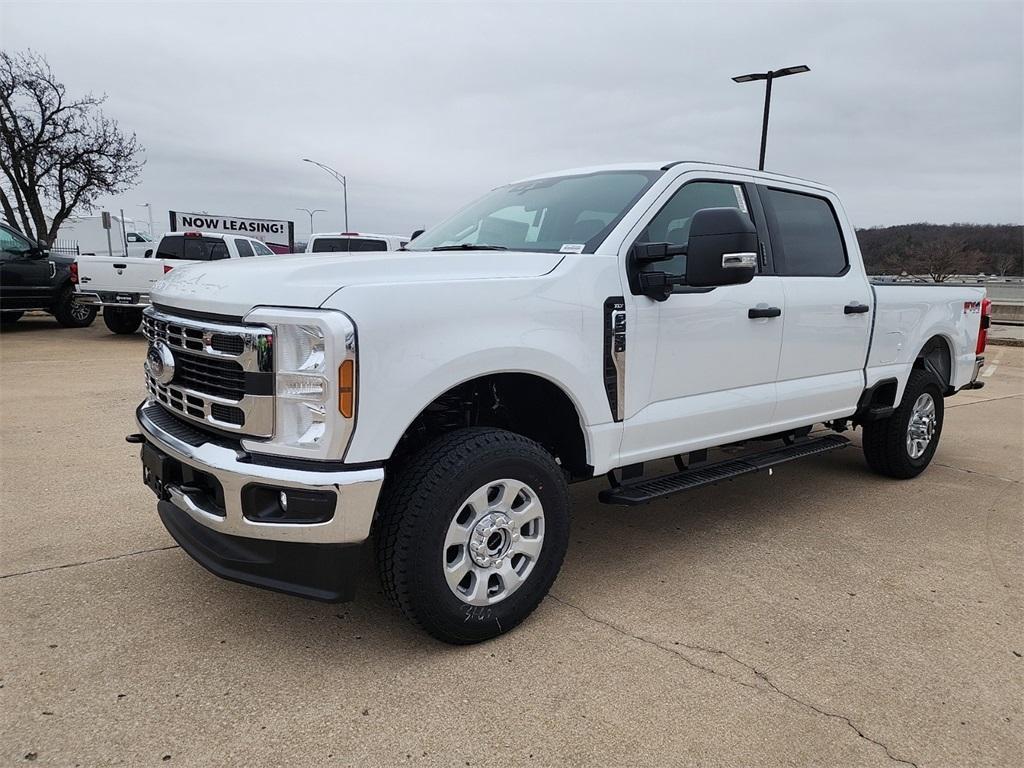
[1,316,1021,767]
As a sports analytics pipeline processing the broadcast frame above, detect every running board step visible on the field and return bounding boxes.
[599,435,850,506]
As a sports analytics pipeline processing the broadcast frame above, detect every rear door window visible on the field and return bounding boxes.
[235,239,255,258]
[764,188,847,276]
[311,237,388,252]
[251,241,274,256]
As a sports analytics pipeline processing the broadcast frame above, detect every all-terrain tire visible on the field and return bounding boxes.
[862,368,944,479]
[375,427,569,644]
[103,306,144,335]
[52,285,97,328]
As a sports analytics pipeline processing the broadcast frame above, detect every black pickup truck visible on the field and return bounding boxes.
[0,222,96,327]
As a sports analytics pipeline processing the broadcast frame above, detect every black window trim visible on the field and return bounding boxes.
[628,176,774,296]
[755,184,850,278]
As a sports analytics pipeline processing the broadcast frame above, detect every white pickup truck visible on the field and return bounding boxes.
[131,161,991,644]
[305,232,408,253]
[75,231,275,334]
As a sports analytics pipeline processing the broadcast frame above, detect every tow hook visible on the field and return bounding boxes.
[126,433,145,444]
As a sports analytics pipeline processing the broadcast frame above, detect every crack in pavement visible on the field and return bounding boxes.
[946,392,1023,409]
[547,593,920,768]
[931,462,1021,484]
[0,545,179,580]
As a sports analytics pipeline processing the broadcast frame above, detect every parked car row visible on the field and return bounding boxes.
[1,224,409,333]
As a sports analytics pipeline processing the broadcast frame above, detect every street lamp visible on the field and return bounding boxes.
[732,65,810,171]
[302,158,349,232]
[297,207,326,234]
[137,202,155,237]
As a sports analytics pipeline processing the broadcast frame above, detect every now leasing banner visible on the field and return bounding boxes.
[169,211,295,253]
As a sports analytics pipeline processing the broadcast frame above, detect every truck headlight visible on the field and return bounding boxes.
[241,307,357,460]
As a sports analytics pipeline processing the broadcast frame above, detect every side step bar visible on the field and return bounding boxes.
[598,435,850,506]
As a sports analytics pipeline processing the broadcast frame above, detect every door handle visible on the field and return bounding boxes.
[113,263,127,269]
[748,306,782,319]
[844,303,870,314]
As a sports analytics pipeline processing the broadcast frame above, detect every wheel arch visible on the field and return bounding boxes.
[388,370,593,480]
[913,334,954,393]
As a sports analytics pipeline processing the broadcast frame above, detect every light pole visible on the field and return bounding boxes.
[297,208,326,235]
[732,65,810,171]
[137,202,155,237]
[302,158,348,232]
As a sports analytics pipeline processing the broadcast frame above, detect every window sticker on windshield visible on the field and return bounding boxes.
[733,185,748,214]
[559,243,585,254]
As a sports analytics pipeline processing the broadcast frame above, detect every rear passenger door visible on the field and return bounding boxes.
[759,185,872,426]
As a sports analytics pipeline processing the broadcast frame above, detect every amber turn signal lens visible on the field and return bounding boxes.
[338,359,355,417]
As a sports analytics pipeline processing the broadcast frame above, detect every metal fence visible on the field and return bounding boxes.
[48,239,80,257]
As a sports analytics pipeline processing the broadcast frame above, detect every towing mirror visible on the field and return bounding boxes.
[684,207,758,288]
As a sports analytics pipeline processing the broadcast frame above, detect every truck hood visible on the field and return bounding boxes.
[150,251,565,317]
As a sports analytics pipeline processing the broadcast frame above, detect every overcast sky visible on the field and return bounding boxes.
[3,1,1022,238]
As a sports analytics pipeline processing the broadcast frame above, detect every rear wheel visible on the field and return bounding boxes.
[862,368,944,479]
[53,285,97,328]
[103,306,143,335]
[376,427,569,644]
[0,311,23,325]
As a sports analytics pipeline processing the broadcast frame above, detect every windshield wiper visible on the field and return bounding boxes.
[431,243,508,251]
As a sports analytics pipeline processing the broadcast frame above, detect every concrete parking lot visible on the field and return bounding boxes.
[2,315,1021,767]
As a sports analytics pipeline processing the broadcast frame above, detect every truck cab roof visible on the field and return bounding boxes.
[513,161,832,193]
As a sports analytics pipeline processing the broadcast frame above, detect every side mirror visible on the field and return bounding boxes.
[27,245,48,259]
[684,207,758,288]
[144,249,153,258]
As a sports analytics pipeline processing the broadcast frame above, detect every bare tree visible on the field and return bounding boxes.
[990,251,1020,277]
[884,236,982,282]
[0,50,144,244]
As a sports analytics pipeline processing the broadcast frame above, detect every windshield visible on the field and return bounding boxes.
[407,170,662,253]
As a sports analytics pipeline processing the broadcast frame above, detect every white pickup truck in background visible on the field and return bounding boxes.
[56,214,154,259]
[75,231,275,334]
[305,232,408,253]
[132,161,991,644]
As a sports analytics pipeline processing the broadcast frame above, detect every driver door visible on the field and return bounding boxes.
[618,173,785,464]
[0,226,54,310]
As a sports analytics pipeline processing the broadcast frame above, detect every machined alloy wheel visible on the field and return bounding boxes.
[443,479,545,606]
[376,427,570,644]
[862,367,944,479]
[906,392,936,459]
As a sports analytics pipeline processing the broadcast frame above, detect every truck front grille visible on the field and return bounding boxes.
[175,352,246,400]
[143,308,274,438]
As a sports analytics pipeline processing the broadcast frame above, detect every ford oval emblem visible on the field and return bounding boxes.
[145,341,175,385]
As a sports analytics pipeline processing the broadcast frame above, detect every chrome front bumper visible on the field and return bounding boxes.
[136,402,383,545]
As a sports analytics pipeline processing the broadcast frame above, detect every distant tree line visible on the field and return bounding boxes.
[856,223,1023,282]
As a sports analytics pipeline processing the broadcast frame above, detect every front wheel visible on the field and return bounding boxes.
[53,286,97,328]
[102,306,143,335]
[862,368,944,479]
[376,428,570,644]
